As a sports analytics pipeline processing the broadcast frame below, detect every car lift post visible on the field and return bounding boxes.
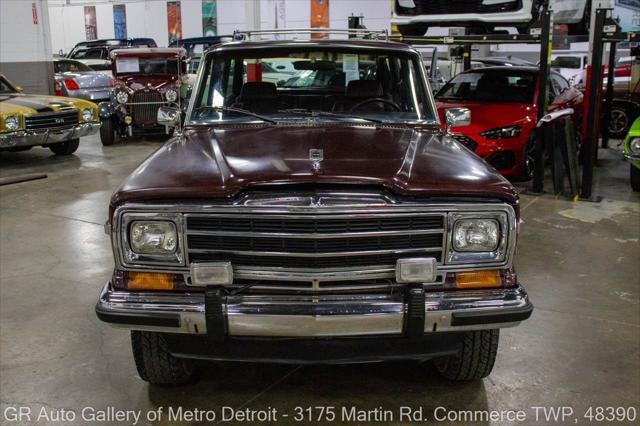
[581,9,607,200]
[532,6,552,194]
[601,42,616,148]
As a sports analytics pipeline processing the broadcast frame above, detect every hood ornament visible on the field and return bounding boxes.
[309,148,323,172]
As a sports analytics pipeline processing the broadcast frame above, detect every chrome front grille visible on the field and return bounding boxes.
[184,212,446,287]
[24,110,78,132]
[130,90,163,125]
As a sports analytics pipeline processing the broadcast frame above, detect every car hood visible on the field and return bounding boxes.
[436,100,535,132]
[110,124,518,210]
[116,74,179,91]
[0,93,96,115]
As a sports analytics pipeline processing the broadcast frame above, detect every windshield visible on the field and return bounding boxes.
[70,48,108,60]
[436,69,535,103]
[551,56,581,69]
[54,60,92,73]
[190,47,434,124]
[115,57,179,75]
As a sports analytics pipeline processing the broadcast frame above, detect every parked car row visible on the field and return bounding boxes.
[0,74,100,155]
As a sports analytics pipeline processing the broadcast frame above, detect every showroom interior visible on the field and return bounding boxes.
[0,0,639,424]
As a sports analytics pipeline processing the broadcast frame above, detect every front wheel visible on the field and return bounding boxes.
[49,138,79,155]
[433,329,499,381]
[100,118,117,146]
[131,331,195,385]
[631,165,640,192]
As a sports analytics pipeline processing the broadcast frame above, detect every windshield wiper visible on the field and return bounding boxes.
[195,106,277,124]
[278,108,383,124]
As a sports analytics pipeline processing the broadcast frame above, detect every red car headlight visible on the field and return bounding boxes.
[480,125,522,139]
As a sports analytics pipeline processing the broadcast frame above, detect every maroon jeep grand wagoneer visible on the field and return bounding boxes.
[96,35,532,385]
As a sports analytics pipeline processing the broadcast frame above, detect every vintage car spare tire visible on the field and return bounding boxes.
[433,329,499,381]
[131,331,195,385]
[100,118,117,146]
[49,139,79,155]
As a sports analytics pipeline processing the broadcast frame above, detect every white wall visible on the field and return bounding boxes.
[0,0,55,93]
[48,0,395,54]
[1,0,53,63]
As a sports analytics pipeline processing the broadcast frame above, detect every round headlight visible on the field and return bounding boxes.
[453,219,500,252]
[116,91,128,104]
[4,115,19,131]
[630,138,640,154]
[82,108,93,122]
[165,89,178,102]
[130,221,177,254]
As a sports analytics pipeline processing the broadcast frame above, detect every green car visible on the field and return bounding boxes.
[624,117,640,192]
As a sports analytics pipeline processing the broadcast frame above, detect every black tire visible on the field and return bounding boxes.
[518,136,536,181]
[397,23,428,37]
[100,118,117,146]
[49,138,79,155]
[434,329,499,381]
[609,105,636,139]
[131,331,195,385]
[631,165,640,192]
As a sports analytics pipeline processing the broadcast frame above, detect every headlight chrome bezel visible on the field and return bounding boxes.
[81,107,93,122]
[115,90,129,104]
[165,89,178,102]
[119,212,185,266]
[630,137,640,155]
[4,115,20,131]
[446,212,512,265]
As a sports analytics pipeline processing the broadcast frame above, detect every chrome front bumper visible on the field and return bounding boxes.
[0,122,101,149]
[96,283,532,338]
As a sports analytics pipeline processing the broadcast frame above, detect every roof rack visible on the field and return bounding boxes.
[232,28,388,41]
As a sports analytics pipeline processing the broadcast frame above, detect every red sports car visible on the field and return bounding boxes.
[436,66,583,179]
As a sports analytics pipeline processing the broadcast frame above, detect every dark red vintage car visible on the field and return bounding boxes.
[96,38,532,385]
[98,47,187,145]
[436,67,583,179]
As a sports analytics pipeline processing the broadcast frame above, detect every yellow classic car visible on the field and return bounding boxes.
[0,74,100,155]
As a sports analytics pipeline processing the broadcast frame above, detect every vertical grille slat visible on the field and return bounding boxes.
[130,90,163,125]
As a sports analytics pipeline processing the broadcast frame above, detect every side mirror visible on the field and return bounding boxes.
[157,105,180,128]
[444,107,471,134]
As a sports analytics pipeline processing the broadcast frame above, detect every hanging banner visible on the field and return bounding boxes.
[167,1,182,46]
[310,0,329,39]
[84,6,97,40]
[202,0,217,36]
[113,4,127,39]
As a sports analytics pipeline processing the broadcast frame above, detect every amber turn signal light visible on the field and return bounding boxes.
[127,272,174,290]
[455,270,501,289]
